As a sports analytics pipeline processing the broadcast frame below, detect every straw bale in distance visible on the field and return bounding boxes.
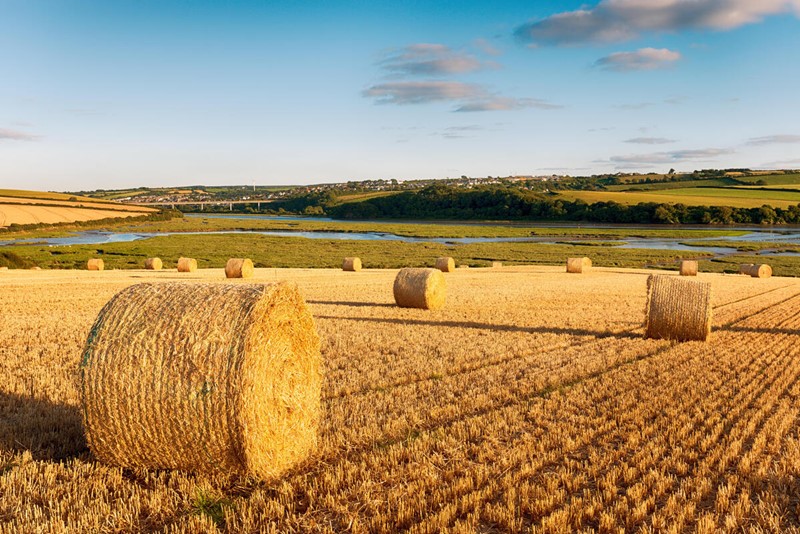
[342,257,362,272]
[644,274,712,342]
[435,257,455,272]
[177,257,198,272]
[742,263,772,278]
[87,259,104,271]
[491,261,502,268]
[144,257,163,270]
[566,257,591,274]
[393,268,446,310]
[30,266,41,270]
[0,266,8,271]
[80,282,321,479]
[680,260,698,276]
[225,258,254,279]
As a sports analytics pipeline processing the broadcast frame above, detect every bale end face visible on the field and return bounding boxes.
[342,257,362,271]
[679,260,698,276]
[566,257,591,274]
[393,268,446,310]
[177,257,198,273]
[80,282,321,480]
[435,257,455,272]
[225,258,254,279]
[644,274,712,342]
[87,259,104,271]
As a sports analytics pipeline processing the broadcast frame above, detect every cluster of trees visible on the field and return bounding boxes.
[327,185,800,225]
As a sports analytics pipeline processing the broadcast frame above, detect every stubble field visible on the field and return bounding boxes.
[1,266,799,532]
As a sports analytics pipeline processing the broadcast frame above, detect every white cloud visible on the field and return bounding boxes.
[747,134,800,145]
[455,97,562,112]
[595,48,681,71]
[379,44,495,76]
[515,0,800,46]
[610,147,733,164]
[362,81,484,105]
[0,128,39,141]
[624,137,677,144]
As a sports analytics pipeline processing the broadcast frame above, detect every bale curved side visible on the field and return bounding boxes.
[739,264,754,275]
[225,258,254,279]
[80,282,321,480]
[144,258,163,270]
[87,259,104,271]
[679,260,698,276]
[393,268,446,310]
[434,257,455,272]
[644,274,712,342]
[342,257,362,272]
[177,257,198,273]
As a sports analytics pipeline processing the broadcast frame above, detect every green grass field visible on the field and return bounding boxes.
[734,173,800,185]
[557,189,800,209]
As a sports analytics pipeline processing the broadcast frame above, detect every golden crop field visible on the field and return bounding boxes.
[0,203,153,227]
[1,267,799,532]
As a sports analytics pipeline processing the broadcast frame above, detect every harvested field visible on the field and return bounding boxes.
[1,267,800,532]
[0,203,153,227]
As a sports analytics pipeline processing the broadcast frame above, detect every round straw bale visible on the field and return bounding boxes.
[225,258,254,279]
[30,266,41,270]
[177,257,198,272]
[739,263,754,275]
[342,257,362,271]
[435,256,455,272]
[80,282,321,479]
[491,261,502,268]
[679,260,698,276]
[743,263,772,278]
[566,257,591,273]
[0,266,8,271]
[87,259,104,271]
[393,268,446,310]
[645,274,712,342]
[144,257,163,270]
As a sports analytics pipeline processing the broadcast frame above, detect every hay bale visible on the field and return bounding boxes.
[458,265,470,269]
[87,259,104,271]
[393,268,446,310]
[144,257,163,270]
[566,257,592,274]
[30,266,41,271]
[645,274,712,342]
[679,260,698,276]
[342,257,362,272]
[80,282,321,479]
[741,263,772,278]
[225,258,254,279]
[0,266,8,271]
[491,261,502,268]
[177,257,198,273]
[435,257,455,272]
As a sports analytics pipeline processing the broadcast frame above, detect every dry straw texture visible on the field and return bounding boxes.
[80,282,321,479]
[144,257,163,270]
[0,266,8,271]
[342,257,362,272]
[491,261,502,268]
[680,260,698,276]
[741,263,772,278]
[435,257,455,272]
[645,274,712,342]
[86,259,104,271]
[225,258,254,279]
[177,257,198,273]
[566,257,592,274]
[393,268,446,310]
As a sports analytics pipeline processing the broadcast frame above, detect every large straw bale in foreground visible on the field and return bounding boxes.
[393,268,446,310]
[680,260,698,276]
[177,257,197,272]
[342,257,362,271]
[80,282,321,479]
[225,258,254,278]
[435,257,455,272]
[645,275,712,342]
[740,263,772,278]
[566,257,592,273]
[87,259,104,271]
[144,257,163,270]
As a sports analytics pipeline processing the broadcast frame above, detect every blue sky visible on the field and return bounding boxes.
[1,0,799,190]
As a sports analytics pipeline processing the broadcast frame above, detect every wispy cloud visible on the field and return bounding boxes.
[455,97,562,112]
[595,48,681,72]
[515,0,800,46]
[610,147,734,165]
[747,134,800,145]
[363,81,483,105]
[625,137,676,144]
[379,44,496,76]
[473,38,502,57]
[0,127,40,141]
[363,81,561,112]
